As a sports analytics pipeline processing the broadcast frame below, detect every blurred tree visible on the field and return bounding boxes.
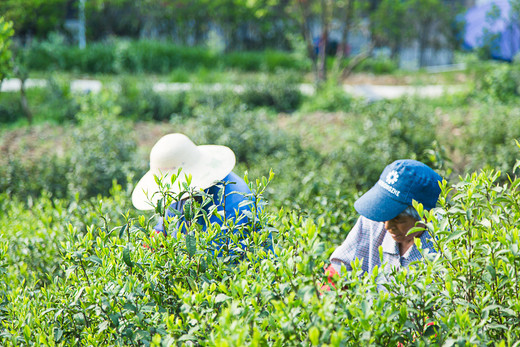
[0,17,14,89]
[148,0,292,50]
[511,0,520,45]
[0,0,68,41]
[214,0,293,50]
[331,0,374,81]
[84,0,146,40]
[0,17,31,124]
[407,0,458,67]
[290,0,371,84]
[140,0,212,44]
[371,0,410,59]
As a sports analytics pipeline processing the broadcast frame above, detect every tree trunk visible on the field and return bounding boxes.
[418,20,432,68]
[316,0,330,84]
[418,29,427,68]
[332,0,354,83]
[341,42,374,80]
[298,0,319,83]
[391,35,401,60]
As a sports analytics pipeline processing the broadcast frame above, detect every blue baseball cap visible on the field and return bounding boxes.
[354,159,443,222]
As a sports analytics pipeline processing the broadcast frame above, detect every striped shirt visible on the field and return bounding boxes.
[330,216,436,275]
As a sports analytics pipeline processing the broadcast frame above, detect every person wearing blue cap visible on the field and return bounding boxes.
[327,159,443,277]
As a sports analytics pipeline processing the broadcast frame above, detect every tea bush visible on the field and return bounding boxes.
[0,81,78,126]
[241,74,303,113]
[186,98,445,244]
[38,77,80,123]
[67,94,143,199]
[0,182,134,288]
[457,101,520,177]
[5,69,520,344]
[118,79,183,122]
[0,93,146,200]
[332,97,446,191]
[0,92,23,124]
[183,89,241,118]
[471,61,520,102]
[301,83,354,112]
[354,55,398,75]
[3,165,520,345]
[0,130,70,198]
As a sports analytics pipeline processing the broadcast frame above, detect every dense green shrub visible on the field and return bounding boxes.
[189,104,357,244]
[335,97,445,191]
[241,76,302,113]
[120,41,218,74]
[457,101,520,177]
[0,132,69,198]
[471,61,520,102]
[0,93,145,200]
[39,77,80,123]
[23,34,67,71]
[0,183,136,290]
[223,50,306,72]
[183,88,241,117]
[3,166,520,344]
[23,39,307,74]
[354,55,398,74]
[0,92,23,123]
[67,95,142,199]
[118,79,184,122]
[0,82,78,126]
[192,105,304,166]
[301,83,354,112]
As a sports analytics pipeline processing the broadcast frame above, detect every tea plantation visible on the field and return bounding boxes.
[2,59,520,345]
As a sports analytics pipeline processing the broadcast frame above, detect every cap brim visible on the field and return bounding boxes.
[354,184,408,222]
[132,145,235,210]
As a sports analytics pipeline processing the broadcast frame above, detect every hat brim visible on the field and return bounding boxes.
[132,145,235,210]
[354,183,409,222]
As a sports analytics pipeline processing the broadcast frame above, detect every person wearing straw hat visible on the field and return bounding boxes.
[132,133,273,254]
[324,159,443,287]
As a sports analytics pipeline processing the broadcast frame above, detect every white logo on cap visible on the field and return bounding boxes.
[386,170,399,185]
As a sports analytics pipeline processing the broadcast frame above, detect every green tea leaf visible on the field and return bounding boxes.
[123,247,134,267]
[215,293,231,304]
[186,231,196,258]
[87,255,102,266]
[119,224,128,239]
[446,229,466,243]
[309,326,320,345]
[53,328,63,342]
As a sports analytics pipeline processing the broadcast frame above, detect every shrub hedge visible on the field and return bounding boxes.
[0,72,303,125]
[2,164,520,345]
[23,40,308,74]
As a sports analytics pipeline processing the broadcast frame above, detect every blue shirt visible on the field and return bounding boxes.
[155,171,273,254]
[330,216,436,275]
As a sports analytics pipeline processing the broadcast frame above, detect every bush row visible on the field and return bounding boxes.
[471,60,520,102]
[4,93,520,242]
[2,165,520,345]
[0,95,146,201]
[0,74,303,125]
[24,39,309,74]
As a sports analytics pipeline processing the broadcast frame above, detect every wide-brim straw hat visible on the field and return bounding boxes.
[132,133,236,210]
